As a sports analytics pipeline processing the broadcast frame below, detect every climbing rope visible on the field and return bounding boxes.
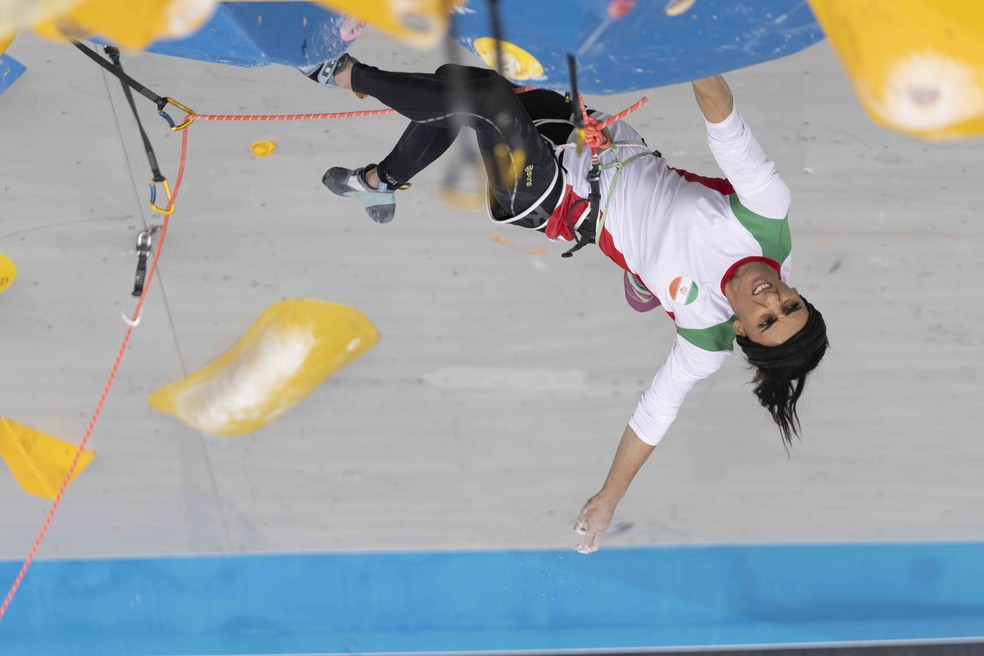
[0,127,189,624]
[576,92,649,154]
[188,108,396,123]
[183,86,538,125]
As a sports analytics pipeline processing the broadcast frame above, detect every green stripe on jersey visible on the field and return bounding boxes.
[677,317,736,352]
[729,195,791,264]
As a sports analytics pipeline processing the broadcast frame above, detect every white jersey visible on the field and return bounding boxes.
[561,105,793,445]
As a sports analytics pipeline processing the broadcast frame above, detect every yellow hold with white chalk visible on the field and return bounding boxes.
[0,418,95,499]
[148,299,380,436]
[808,0,984,140]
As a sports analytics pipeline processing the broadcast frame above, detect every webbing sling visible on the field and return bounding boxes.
[594,145,661,242]
[71,40,168,111]
[103,46,166,184]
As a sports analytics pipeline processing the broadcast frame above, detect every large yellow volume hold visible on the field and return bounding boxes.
[0,418,95,499]
[148,299,380,436]
[31,0,217,49]
[2,3,76,42]
[808,0,984,140]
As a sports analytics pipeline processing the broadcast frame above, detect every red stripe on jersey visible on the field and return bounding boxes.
[598,224,632,273]
[669,167,735,195]
[719,256,782,295]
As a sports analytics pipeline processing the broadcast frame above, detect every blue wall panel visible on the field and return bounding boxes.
[144,2,348,68]
[452,0,825,93]
[134,1,821,93]
[0,54,26,96]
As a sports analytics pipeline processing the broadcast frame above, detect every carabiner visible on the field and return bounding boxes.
[158,97,196,131]
[149,179,175,215]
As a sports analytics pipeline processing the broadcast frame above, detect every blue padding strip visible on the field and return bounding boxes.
[2,543,984,655]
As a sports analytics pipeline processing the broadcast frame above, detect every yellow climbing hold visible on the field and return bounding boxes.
[314,0,456,49]
[664,0,696,17]
[1,28,15,54]
[148,299,380,436]
[0,252,16,295]
[1,2,75,42]
[473,38,545,81]
[31,0,218,50]
[808,0,984,140]
[250,140,276,157]
[0,418,95,500]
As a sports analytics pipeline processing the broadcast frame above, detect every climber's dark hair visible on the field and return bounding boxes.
[735,296,828,447]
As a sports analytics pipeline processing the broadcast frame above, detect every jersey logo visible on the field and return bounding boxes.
[669,276,699,305]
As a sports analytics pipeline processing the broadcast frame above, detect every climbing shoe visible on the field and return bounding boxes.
[298,53,352,88]
[322,164,396,224]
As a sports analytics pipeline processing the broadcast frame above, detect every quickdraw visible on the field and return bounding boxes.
[72,41,196,132]
[75,42,194,221]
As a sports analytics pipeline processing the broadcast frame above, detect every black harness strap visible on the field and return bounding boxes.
[561,163,600,258]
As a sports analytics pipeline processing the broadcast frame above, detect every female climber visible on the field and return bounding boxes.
[301,54,829,554]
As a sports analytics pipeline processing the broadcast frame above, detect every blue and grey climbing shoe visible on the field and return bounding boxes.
[322,165,396,224]
[298,53,351,88]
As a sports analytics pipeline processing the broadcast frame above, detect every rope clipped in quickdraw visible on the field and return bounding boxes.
[71,40,196,131]
[561,53,648,259]
[72,41,196,295]
[561,54,601,259]
[102,46,174,216]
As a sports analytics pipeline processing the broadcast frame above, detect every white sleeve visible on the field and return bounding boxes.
[705,104,791,220]
[628,335,729,446]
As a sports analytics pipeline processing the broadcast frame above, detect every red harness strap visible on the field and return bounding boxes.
[544,185,589,241]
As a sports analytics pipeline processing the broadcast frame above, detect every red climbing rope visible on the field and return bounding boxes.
[185,87,539,125]
[577,93,649,153]
[0,129,190,624]
[189,109,397,122]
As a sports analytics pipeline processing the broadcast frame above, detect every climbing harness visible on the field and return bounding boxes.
[559,54,648,259]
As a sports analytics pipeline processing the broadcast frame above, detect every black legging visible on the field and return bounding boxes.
[350,63,573,219]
